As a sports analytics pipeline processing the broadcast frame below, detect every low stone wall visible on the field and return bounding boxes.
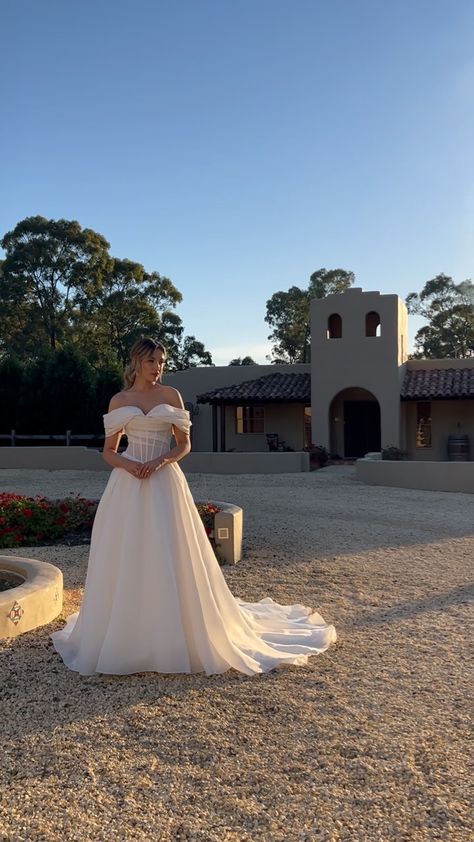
[356,458,474,494]
[0,448,310,474]
[183,451,309,474]
[0,447,108,471]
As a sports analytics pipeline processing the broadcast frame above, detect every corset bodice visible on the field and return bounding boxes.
[103,404,191,463]
[123,424,171,463]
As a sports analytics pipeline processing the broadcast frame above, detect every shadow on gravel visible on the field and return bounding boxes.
[352,582,474,627]
[0,646,293,740]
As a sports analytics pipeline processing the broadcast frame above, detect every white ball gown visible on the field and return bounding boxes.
[52,404,336,675]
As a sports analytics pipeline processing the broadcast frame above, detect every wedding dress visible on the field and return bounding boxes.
[52,404,336,675]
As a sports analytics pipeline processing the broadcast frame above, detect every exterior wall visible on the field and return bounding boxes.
[163,364,310,452]
[311,288,409,453]
[403,399,474,461]
[0,447,310,474]
[397,297,409,366]
[357,458,474,494]
[224,404,306,453]
[406,358,474,371]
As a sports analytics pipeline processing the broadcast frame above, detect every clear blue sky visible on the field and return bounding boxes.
[2,0,473,363]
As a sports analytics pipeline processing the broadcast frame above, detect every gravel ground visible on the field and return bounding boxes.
[0,467,472,842]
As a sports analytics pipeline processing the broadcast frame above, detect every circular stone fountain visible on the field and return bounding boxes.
[0,556,63,639]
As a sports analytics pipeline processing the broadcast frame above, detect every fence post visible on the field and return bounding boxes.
[66,430,71,446]
[11,429,15,447]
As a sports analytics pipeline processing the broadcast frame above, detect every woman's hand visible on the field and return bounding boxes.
[122,460,146,478]
[135,457,169,479]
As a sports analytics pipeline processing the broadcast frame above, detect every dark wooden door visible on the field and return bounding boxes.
[344,401,381,457]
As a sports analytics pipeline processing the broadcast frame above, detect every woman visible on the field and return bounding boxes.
[52,338,336,675]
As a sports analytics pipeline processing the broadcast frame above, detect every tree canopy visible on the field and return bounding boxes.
[0,216,213,370]
[228,356,257,365]
[1,216,110,353]
[265,268,354,362]
[406,274,474,359]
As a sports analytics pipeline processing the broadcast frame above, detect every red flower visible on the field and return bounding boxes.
[59,503,70,513]
[23,509,33,518]
[54,516,66,526]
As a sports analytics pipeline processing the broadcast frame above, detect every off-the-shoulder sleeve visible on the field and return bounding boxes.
[170,408,192,435]
[103,408,129,437]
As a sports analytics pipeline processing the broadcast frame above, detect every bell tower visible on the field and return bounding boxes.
[310,288,408,457]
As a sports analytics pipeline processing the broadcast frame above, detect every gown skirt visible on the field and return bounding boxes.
[52,404,336,676]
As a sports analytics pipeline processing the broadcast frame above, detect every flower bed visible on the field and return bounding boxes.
[0,493,223,552]
[0,492,97,549]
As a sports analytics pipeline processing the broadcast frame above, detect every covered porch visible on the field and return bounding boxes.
[196,371,311,454]
[400,366,474,461]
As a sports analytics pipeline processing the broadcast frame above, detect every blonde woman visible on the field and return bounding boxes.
[52,338,336,675]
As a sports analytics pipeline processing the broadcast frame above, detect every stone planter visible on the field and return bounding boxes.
[205,500,243,565]
[0,555,63,639]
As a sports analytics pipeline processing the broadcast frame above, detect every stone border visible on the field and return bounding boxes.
[0,556,63,639]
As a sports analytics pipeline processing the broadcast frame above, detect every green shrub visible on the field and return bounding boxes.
[381,445,408,461]
[310,444,329,467]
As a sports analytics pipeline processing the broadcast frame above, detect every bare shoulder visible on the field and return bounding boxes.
[160,386,185,409]
[108,391,128,412]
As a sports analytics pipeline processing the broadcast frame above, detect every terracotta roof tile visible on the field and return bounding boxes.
[197,372,311,404]
[401,368,474,400]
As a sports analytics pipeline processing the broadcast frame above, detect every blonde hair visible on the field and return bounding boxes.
[123,338,167,390]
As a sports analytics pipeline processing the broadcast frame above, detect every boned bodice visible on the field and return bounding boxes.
[103,404,191,463]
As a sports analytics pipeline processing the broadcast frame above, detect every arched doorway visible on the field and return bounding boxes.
[329,388,381,458]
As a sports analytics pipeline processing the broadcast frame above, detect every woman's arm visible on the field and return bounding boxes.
[102,431,143,477]
[162,425,192,465]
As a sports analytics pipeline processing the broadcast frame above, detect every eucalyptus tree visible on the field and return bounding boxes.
[406,274,474,358]
[265,268,354,363]
[0,216,110,354]
[0,215,213,370]
[228,356,257,365]
[72,257,183,366]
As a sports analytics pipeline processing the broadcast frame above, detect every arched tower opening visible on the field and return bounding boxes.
[327,313,342,339]
[365,311,381,337]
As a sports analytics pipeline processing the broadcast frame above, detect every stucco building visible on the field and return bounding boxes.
[165,287,473,463]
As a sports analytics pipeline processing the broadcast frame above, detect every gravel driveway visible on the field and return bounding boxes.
[0,466,472,841]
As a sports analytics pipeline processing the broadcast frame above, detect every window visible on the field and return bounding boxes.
[366,311,381,337]
[416,402,432,448]
[327,313,342,338]
[236,406,264,434]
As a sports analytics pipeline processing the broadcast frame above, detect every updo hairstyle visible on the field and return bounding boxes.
[123,338,167,390]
